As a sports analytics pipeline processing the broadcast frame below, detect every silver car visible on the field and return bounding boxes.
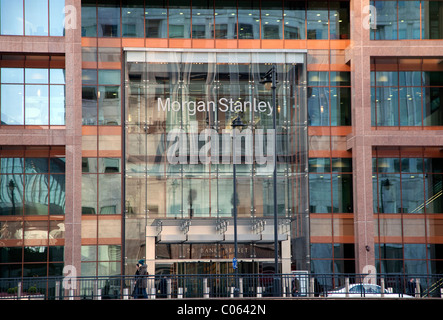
[326,283,414,298]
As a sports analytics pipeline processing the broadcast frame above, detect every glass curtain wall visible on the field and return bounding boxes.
[124,50,309,272]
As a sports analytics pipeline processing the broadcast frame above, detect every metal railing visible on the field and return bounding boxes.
[0,273,442,300]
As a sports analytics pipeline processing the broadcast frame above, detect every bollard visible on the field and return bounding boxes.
[239,278,243,298]
[345,278,350,298]
[93,281,99,300]
[167,278,172,299]
[203,278,210,298]
[309,278,315,297]
[230,287,234,298]
[97,289,102,300]
[151,287,156,299]
[55,281,60,300]
[415,278,421,298]
[257,287,262,298]
[69,289,74,300]
[17,282,22,299]
[178,287,184,299]
[380,278,385,298]
[123,288,129,300]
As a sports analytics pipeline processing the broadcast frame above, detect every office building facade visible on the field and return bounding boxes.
[0,0,442,280]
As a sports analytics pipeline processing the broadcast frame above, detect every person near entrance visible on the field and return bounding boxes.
[133,259,148,299]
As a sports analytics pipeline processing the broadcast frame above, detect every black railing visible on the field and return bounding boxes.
[0,273,442,300]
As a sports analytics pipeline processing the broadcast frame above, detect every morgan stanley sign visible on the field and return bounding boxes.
[159,97,276,170]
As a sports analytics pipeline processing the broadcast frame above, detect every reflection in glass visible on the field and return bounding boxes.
[98,86,121,125]
[97,0,121,37]
[398,1,420,39]
[284,0,306,39]
[82,174,97,214]
[192,0,214,39]
[25,174,49,215]
[399,87,422,126]
[50,85,66,125]
[82,86,98,125]
[330,1,350,39]
[261,0,283,39]
[1,85,24,125]
[1,68,24,84]
[169,0,191,38]
[99,175,121,214]
[424,87,443,126]
[122,0,144,37]
[309,174,332,213]
[145,1,168,38]
[308,87,330,126]
[373,1,397,40]
[215,0,237,39]
[26,69,49,84]
[237,0,260,39]
[377,174,401,213]
[1,0,24,35]
[25,85,49,125]
[330,87,351,126]
[81,0,97,37]
[374,87,399,126]
[0,174,24,215]
[423,1,443,39]
[49,0,65,36]
[307,1,328,39]
[25,0,49,36]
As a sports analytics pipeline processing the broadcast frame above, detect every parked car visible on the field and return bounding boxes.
[326,283,414,298]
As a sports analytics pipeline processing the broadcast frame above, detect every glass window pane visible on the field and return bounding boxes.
[82,86,98,125]
[82,174,97,214]
[50,85,65,125]
[330,87,351,126]
[237,0,260,39]
[330,1,350,39]
[330,72,350,86]
[145,1,168,38]
[49,0,65,36]
[49,174,65,214]
[308,87,330,126]
[98,86,121,125]
[25,69,49,84]
[0,174,24,215]
[214,0,236,39]
[1,68,24,84]
[169,0,191,38]
[375,87,399,126]
[284,0,305,39]
[309,174,332,213]
[399,71,421,87]
[97,0,121,37]
[423,1,443,39]
[308,71,329,86]
[25,85,49,125]
[81,0,97,37]
[122,0,144,37]
[261,0,283,39]
[25,174,49,215]
[332,174,353,213]
[423,71,443,86]
[25,0,49,36]
[25,158,49,173]
[99,175,121,214]
[1,84,24,125]
[307,1,328,40]
[192,0,214,39]
[377,158,400,173]
[1,0,24,35]
[98,70,121,85]
[375,71,398,86]
[398,1,420,40]
[309,158,330,172]
[402,174,424,213]
[399,87,422,126]
[425,174,443,213]
[374,1,398,40]
[378,174,401,213]
[50,69,66,85]
[424,87,443,126]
